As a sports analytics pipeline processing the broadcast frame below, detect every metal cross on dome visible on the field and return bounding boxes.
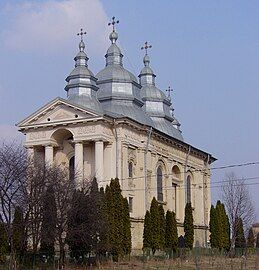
[166,86,173,99]
[108,16,119,32]
[141,41,152,55]
[77,28,86,41]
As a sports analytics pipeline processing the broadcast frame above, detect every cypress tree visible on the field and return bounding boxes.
[12,206,25,255]
[40,186,57,257]
[158,204,165,250]
[105,178,131,260]
[143,211,152,250]
[220,202,230,251]
[215,201,224,250]
[256,233,259,248]
[184,202,194,249]
[209,205,218,248]
[246,227,255,248]
[235,218,246,248]
[122,197,131,255]
[98,187,109,256]
[149,197,160,254]
[165,210,178,253]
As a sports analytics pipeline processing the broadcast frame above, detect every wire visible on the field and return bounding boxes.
[96,161,259,184]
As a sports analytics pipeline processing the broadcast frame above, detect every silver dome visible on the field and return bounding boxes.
[96,30,153,126]
[139,52,183,141]
[65,39,103,114]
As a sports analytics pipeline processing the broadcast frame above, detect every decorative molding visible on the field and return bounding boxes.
[29,131,47,140]
[77,126,96,135]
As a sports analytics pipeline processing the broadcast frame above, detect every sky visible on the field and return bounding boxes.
[0,0,258,217]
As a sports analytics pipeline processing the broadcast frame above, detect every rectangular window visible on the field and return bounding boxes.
[128,197,133,213]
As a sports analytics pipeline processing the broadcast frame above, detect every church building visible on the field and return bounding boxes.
[17,18,216,250]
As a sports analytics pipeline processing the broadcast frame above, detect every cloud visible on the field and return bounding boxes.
[0,125,24,142]
[1,0,110,55]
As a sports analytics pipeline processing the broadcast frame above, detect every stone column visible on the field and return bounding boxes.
[45,145,54,166]
[27,147,34,161]
[74,142,84,185]
[95,140,104,184]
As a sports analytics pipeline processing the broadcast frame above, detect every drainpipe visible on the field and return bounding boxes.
[144,127,152,212]
[204,153,210,248]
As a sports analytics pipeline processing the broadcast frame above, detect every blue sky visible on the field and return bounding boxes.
[0,0,258,217]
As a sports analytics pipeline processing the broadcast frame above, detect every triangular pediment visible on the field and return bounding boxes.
[17,97,103,128]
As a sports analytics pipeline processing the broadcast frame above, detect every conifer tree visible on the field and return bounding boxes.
[143,211,152,250]
[215,201,224,250]
[40,186,57,257]
[98,187,109,255]
[165,210,178,253]
[184,202,194,249]
[209,205,218,248]
[246,227,255,248]
[158,204,165,250]
[235,218,246,248]
[219,202,230,251]
[105,178,131,260]
[149,197,160,254]
[256,233,259,248]
[12,206,25,255]
[122,197,131,255]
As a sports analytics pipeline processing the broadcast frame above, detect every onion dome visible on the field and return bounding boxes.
[65,29,103,114]
[96,17,153,126]
[139,44,183,141]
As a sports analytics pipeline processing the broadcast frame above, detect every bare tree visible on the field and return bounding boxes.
[222,172,255,249]
[23,160,49,253]
[49,165,75,268]
[0,142,28,268]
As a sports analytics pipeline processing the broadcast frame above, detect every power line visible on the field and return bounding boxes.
[96,161,259,184]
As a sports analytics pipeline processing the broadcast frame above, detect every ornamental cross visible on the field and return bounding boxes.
[77,28,86,41]
[166,86,173,99]
[141,41,152,55]
[108,16,119,31]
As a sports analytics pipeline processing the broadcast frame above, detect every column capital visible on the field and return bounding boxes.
[94,139,103,143]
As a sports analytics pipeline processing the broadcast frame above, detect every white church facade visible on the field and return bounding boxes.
[17,19,216,250]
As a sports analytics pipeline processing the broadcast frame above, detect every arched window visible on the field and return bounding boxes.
[128,162,133,178]
[172,165,180,213]
[69,156,75,181]
[157,166,163,201]
[186,175,191,203]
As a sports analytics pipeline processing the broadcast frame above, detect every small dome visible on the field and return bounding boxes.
[65,36,103,114]
[107,43,121,55]
[109,31,118,43]
[96,28,153,126]
[140,85,166,101]
[139,51,183,141]
[67,66,94,78]
[97,64,138,83]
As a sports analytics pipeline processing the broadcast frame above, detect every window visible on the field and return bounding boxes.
[157,166,163,201]
[128,197,133,213]
[186,175,191,203]
[128,162,133,178]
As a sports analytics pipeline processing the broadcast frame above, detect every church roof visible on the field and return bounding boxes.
[138,42,183,141]
[65,29,103,114]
